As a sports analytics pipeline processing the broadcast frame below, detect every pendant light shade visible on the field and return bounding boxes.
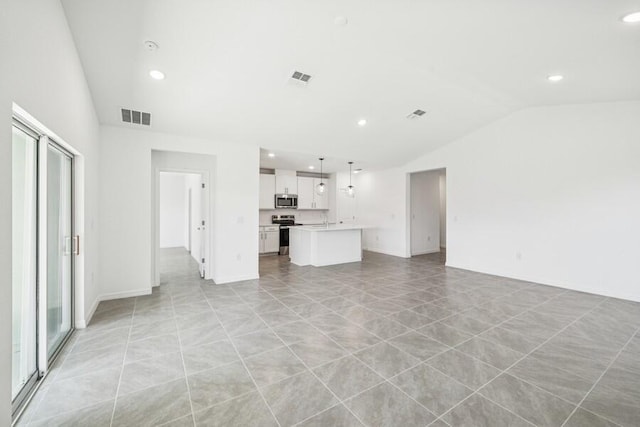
[347,161,355,198]
[316,157,326,195]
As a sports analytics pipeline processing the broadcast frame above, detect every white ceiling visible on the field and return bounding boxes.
[259,148,365,174]
[62,0,640,168]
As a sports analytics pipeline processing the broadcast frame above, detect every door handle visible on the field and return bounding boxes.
[72,235,80,255]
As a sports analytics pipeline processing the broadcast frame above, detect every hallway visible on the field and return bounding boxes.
[16,249,640,426]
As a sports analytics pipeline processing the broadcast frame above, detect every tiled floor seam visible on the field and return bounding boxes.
[242,295,374,427]
[172,293,198,427]
[108,297,136,427]
[559,324,640,427]
[435,295,613,427]
[203,293,284,427]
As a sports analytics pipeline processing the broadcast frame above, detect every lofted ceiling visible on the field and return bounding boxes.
[62,0,640,168]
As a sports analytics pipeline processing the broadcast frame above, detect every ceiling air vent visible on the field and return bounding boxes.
[121,108,151,126]
[291,70,312,83]
[406,109,426,119]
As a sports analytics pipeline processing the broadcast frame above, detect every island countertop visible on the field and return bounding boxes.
[289,224,363,266]
[293,224,365,232]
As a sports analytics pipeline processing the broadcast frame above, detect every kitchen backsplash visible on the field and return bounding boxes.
[260,209,328,224]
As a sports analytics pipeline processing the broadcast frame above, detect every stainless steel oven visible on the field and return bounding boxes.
[272,215,302,255]
[275,194,298,209]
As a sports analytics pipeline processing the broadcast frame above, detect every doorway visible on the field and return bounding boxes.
[11,119,76,418]
[158,171,206,280]
[409,169,446,261]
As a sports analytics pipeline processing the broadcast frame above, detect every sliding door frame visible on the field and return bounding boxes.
[40,138,75,366]
[11,117,76,420]
[10,119,41,417]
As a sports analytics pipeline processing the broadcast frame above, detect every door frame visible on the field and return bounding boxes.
[40,140,75,364]
[154,168,211,285]
[406,168,447,259]
[11,105,84,422]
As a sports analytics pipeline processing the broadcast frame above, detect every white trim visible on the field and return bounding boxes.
[76,296,100,329]
[214,274,259,284]
[99,288,151,301]
[77,288,152,329]
[445,262,640,303]
[362,247,410,258]
[410,249,441,256]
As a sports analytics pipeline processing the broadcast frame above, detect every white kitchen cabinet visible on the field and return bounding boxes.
[297,177,315,209]
[275,171,298,195]
[259,225,280,253]
[297,177,330,210]
[259,174,275,209]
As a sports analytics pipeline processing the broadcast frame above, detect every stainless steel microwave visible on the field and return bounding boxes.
[275,194,298,209]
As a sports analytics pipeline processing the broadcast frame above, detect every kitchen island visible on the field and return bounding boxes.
[289,224,364,267]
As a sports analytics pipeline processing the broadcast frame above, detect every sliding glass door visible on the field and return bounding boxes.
[11,124,39,407]
[11,119,75,417]
[46,144,74,358]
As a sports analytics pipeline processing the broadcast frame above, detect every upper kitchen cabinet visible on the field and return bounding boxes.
[297,176,330,210]
[297,176,314,209]
[275,170,298,195]
[259,173,275,209]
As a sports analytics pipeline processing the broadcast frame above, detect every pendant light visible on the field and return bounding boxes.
[316,157,326,195]
[347,161,355,197]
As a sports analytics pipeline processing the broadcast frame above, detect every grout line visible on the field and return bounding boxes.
[202,291,283,427]
[170,292,197,427]
[108,297,136,427]
[432,295,613,426]
[559,325,640,427]
[234,295,372,426]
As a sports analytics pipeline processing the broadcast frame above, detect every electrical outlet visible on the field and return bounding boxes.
[376,235,379,241]
[236,253,242,261]
[516,252,522,261]
[427,236,431,241]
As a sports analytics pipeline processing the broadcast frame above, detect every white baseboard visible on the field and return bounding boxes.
[214,274,259,284]
[77,288,152,329]
[363,247,410,259]
[444,261,640,303]
[77,296,101,329]
[411,249,441,256]
[100,288,152,301]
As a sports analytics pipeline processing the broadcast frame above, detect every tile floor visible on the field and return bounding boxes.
[16,248,640,426]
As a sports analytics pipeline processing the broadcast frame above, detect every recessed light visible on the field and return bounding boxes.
[354,169,362,174]
[334,16,348,26]
[308,166,315,170]
[547,74,564,82]
[357,119,367,126]
[622,11,640,23]
[149,70,165,80]
[268,153,275,158]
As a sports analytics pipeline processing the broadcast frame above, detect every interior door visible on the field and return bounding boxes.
[46,143,73,359]
[11,123,39,411]
[198,180,206,278]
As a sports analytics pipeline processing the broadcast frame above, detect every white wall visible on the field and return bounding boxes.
[359,101,640,302]
[159,173,187,248]
[334,172,357,224]
[99,126,260,299]
[357,167,409,258]
[410,170,441,255]
[439,172,447,248]
[1,0,100,422]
